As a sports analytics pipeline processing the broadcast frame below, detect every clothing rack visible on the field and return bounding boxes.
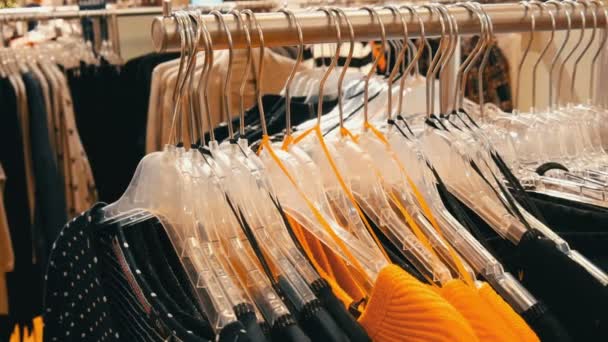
[0,6,162,21]
[0,1,278,22]
[152,2,607,52]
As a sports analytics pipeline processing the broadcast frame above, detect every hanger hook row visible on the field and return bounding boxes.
[590,0,608,105]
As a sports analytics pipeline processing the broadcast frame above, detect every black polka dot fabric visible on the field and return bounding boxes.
[43,203,120,341]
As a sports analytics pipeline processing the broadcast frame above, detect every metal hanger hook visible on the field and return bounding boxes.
[277,8,304,138]
[191,10,214,146]
[450,2,486,113]
[528,1,556,113]
[571,0,597,102]
[330,7,355,132]
[589,0,608,105]
[398,5,425,117]
[557,0,586,106]
[229,9,252,138]
[545,0,570,110]
[241,10,267,137]
[419,4,446,118]
[209,10,235,141]
[383,5,408,121]
[315,7,341,126]
[515,1,536,112]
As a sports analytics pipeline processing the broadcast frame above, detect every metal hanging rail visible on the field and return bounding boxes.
[0,0,278,22]
[0,6,163,21]
[151,2,607,52]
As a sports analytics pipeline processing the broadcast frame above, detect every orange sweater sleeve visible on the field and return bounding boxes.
[358,265,479,342]
[478,283,540,342]
[436,280,519,342]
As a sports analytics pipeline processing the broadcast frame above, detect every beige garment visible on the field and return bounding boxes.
[146,56,187,152]
[51,66,97,217]
[146,49,309,152]
[0,163,14,315]
[210,48,310,124]
[159,70,195,147]
[495,33,521,97]
[146,57,183,152]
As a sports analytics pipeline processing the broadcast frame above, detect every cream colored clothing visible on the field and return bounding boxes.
[51,66,97,217]
[0,163,14,315]
[146,49,310,152]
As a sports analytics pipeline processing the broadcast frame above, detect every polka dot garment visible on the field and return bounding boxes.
[43,203,120,342]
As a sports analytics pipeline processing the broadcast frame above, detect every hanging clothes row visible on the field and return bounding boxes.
[44,2,608,342]
[0,8,132,341]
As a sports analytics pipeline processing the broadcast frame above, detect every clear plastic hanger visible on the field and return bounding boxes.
[259,8,385,296]
[205,9,320,315]
[414,3,531,247]
[289,7,391,258]
[195,9,296,327]
[322,5,456,286]
[376,3,542,312]
[446,3,608,285]
[99,11,252,332]
[487,1,608,197]
[365,4,480,284]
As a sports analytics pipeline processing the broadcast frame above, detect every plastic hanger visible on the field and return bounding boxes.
[99,11,249,332]
[320,6,456,286]
[436,3,608,285]
[288,7,390,258]
[197,10,297,327]
[205,9,321,317]
[259,8,383,297]
[376,4,541,311]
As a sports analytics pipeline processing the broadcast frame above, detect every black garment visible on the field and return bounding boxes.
[309,279,371,342]
[438,186,607,341]
[437,187,573,342]
[0,77,43,340]
[513,191,608,271]
[23,72,68,266]
[43,203,120,341]
[70,53,179,203]
[271,196,371,342]
[229,197,341,342]
[522,302,573,342]
[270,315,311,342]
[69,63,126,203]
[120,220,212,341]
[235,304,268,342]
[516,230,608,341]
[298,302,350,342]
[143,219,206,319]
[360,206,428,284]
[45,204,257,341]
